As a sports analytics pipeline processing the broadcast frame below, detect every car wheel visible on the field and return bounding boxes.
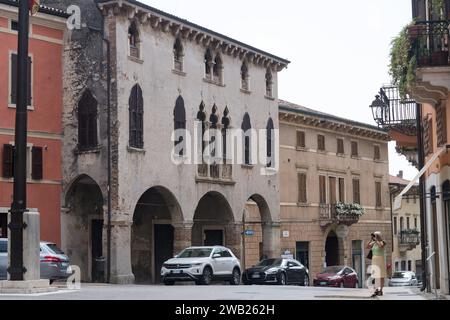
[278,273,287,286]
[201,267,213,285]
[302,275,309,287]
[164,280,175,286]
[229,268,241,286]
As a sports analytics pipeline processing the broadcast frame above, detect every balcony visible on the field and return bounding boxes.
[395,145,419,168]
[407,20,450,103]
[319,203,364,228]
[196,163,234,185]
[398,229,421,252]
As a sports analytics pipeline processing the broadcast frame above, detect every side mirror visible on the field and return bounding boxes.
[213,254,221,259]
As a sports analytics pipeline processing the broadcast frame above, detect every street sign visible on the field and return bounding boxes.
[244,230,254,236]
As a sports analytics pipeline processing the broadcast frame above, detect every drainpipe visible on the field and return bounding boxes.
[91,4,112,284]
[416,103,428,292]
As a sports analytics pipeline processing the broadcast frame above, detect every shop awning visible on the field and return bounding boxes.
[393,147,447,212]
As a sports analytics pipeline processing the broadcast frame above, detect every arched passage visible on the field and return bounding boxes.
[243,194,273,268]
[131,186,182,284]
[192,192,235,250]
[63,175,104,282]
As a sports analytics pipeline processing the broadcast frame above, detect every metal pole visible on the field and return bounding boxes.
[416,103,428,292]
[8,0,30,281]
[106,38,112,284]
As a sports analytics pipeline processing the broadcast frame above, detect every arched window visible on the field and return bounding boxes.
[266,118,275,168]
[174,96,186,156]
[128,22,140,59]
[204,49,213,79]
[241,113,252,165]
[78,90,98,151]
[222,106,231,163]
[173,38,184,72]
[265,68,273,98]
[241,61,249,91]
[129,84,144,149]
[213,54,223,84]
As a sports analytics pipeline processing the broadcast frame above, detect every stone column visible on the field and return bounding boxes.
[173,222,193,255]
[109,220,135,284]
[226,222,243,259]
[262,222,281,259]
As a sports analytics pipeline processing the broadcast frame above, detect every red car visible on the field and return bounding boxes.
[313,266,359,288]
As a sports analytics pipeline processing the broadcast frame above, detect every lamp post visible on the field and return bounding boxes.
[370,95,386,127]
[8,0,31,281]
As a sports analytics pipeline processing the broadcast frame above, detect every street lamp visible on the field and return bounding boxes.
[370,95,386,126]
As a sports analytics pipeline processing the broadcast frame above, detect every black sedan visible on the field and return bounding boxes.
[242,258,309,286]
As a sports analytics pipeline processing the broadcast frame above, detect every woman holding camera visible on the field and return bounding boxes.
[367,231,387,297]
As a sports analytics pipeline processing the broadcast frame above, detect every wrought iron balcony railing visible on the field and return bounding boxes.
[410,20,450,67]
[370,86,417,136]
[319,203,363,227]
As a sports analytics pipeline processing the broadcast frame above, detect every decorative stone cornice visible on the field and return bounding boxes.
[97,0,290,71]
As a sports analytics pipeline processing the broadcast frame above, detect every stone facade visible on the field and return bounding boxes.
[51,0,289,283]
[278,100,392,287]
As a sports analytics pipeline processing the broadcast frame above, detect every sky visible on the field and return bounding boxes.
[140,0,419,180]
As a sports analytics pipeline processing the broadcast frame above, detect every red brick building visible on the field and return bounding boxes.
[0,1,67,245]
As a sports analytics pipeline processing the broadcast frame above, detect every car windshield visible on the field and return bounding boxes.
[178,248,212,258]
[320,266,343,274]
[392,272,411,279]
[45,243,65,255]
[256,259,283,267]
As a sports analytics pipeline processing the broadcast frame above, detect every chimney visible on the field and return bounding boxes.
[397,171,404,179]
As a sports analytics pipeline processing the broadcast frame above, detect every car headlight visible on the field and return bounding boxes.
[266,268,278,274]
[191,263,203,267]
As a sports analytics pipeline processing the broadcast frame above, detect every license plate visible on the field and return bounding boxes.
[252,274,261,279]
[320,282,327,285]
[61,263,69,267]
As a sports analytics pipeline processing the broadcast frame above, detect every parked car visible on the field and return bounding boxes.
[0,239,72,283]
[242,258,309,286]
[161,246,241,286]
[313,266,359,288]
[389,271,418,287]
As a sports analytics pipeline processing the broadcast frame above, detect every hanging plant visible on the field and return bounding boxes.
[389,23,416,98]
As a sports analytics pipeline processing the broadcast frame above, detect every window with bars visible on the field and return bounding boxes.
[353,179,360,204]
[319,175,326,204]
[317,135,325,151]
[78,90,98,151]
[297,131,306,148]
[129,84,144,149]
[10,53,32,106]
[298,172,307,204]
[174,95,186,156]
[337,138,344,155]
[436,102,447,147]
[351,141,359,157]
[242,113,252,165]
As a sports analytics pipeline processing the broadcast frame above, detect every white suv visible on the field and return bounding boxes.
[161,246,241,286]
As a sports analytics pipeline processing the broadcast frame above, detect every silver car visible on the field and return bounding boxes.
[0,239,71,283]
[389,271,418,287]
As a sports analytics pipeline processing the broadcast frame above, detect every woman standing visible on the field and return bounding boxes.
[367,231,387,297]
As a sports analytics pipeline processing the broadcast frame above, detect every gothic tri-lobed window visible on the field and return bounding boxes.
[78,90,98,151]
[242,113,252,165]
[173,38,184,72]
[221,106,231,163]
[265,68,273,98]
[174,96,186,156]
[241,61,249,91]
[128,22,140,59]
[129,84,144,149]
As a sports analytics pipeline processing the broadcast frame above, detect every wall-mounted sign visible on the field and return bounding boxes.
[244,230,254,236]
[282,231,290,238]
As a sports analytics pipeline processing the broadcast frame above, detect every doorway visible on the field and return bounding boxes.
[91,219,104,283]
[296,242,310,270]
[204,229,224,246]
[325,231,339,267]
[352,240,363,288]
[154,224,174,284]
[431,189,440,289]
[0,213,7,238]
